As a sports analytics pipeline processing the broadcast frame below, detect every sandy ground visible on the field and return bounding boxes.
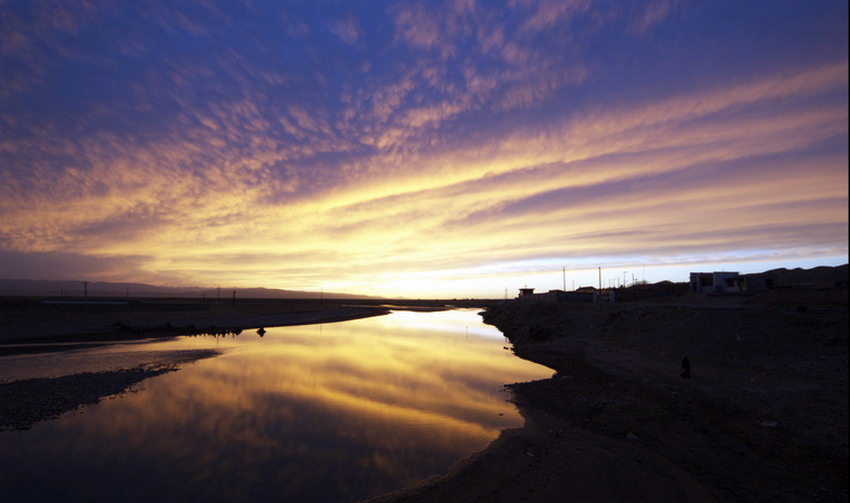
[368,289,848,502]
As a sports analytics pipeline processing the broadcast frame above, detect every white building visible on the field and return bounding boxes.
[689,272,745,293]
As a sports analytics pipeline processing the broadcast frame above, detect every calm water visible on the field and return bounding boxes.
[0,309,551,503]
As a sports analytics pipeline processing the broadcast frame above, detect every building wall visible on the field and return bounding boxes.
[690,272,742,293]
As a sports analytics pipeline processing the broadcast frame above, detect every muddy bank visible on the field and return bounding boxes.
[368,292,848,502]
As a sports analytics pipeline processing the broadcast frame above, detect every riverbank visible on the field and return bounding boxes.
[0,298,403,346]
[368,289,848,502]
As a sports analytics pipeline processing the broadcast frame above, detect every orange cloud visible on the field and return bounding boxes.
[0,0,845,300]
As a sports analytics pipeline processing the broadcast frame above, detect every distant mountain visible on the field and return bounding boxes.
[753,265,848,286]
[0,279,373,300]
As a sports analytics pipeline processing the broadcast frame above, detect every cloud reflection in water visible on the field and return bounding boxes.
[0,310,551,502]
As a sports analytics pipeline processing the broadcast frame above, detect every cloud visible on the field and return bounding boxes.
[392,3,450,55]
[0,249,153,282]
[0,1,846,295]
[629,0,675,34]
[513,0,589,34]
[329,15,361,45]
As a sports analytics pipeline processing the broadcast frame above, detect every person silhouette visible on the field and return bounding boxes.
[681,356,691,378]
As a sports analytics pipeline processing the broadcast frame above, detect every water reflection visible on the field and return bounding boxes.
[0,309,551,503]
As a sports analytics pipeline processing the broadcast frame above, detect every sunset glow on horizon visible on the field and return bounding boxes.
[1,1,847,298]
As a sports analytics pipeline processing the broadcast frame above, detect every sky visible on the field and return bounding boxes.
[1,0,847,298]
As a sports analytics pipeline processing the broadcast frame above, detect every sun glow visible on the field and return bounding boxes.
[1,1,846,296]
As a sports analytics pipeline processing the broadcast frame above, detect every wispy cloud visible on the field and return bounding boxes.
[1,0,846,295]
[629,0,674,34]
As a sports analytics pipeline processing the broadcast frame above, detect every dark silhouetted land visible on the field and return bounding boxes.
[2,268,847,502]
[369,281,848,502]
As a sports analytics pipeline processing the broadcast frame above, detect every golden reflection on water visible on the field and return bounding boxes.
[0,309,551,503]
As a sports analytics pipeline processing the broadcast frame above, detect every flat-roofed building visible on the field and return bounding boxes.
[689,272,745,293]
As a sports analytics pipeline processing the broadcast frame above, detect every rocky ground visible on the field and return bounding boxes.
[369,287,848,502]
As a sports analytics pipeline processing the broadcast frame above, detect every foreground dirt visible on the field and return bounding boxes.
[369,289,848,503]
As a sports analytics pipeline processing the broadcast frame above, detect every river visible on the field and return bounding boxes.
[0,309,551,502]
